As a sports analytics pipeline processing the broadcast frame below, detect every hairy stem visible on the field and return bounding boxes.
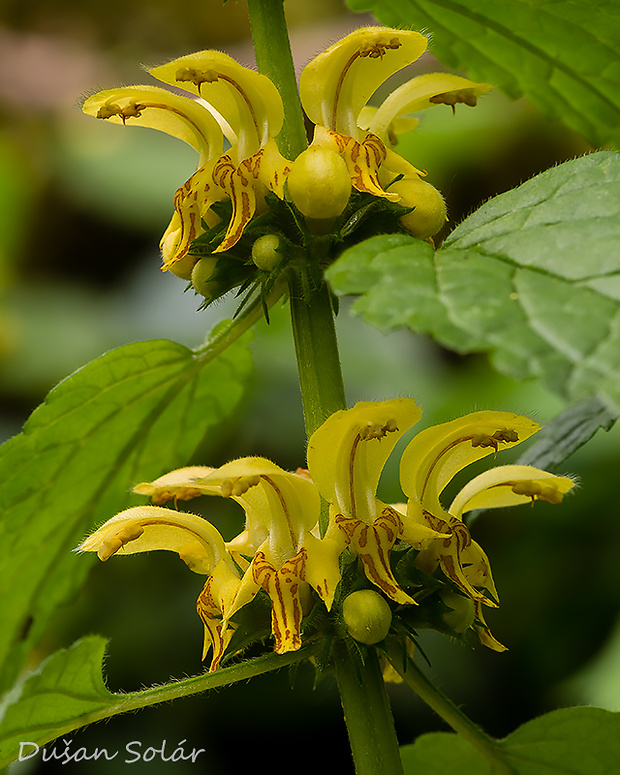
[288,272,347,437]
[247,7,403,774]
[0,643,321,771]
[386,642,516,775]
[196,283,284,363]
[334,643,405,775]
[247,0,308,159]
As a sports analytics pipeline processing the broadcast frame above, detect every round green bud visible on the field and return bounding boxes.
[191,256,220,298]
[252,234,281,271]
[439,591,475,633]
[342,589,392,645]
[287,146,352,219]
[390,175,447,240]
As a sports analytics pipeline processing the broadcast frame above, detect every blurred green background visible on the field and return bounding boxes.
[2,0,619,773]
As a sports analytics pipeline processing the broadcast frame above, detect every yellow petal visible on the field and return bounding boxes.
[133,462,270,558]
[460,539,499,604]
[133,465,218,505]
[77,505,230,574]
[450,465,576,516]
[301,532,342,611]
[313,126,396,199]
[436,524,492,605]
[255,138,293,199]
[358,106,419,145]
[199,457,321,565]
[222,558,262,625]
[332,506,415,605]
[400,411,540,515]
[150,51,283,160]
[159,159,226,270]
[379,147,427,185]
[473,600,507,652]
[82,85,223,166]
[211,154,257,253]
[250,550,307,653]
[300,27,428,137]
[307,398,422,524]
[196,559,241,670]
[398,512,449,549]
[368,74,493,142]
[407,505,493,605]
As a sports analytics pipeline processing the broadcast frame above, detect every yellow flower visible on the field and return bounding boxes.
[83,27,493,276]
[307,399,447,605]
[399,410,575,648]
[307,400,575,650]
[298,27,492,236]
[78,403,575,665]
[186,457,341,655]
[77,500,241,670]
[83,52,290,276]
[80,458,341,665]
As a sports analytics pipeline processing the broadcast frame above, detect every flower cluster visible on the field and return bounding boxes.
[79,400,574,670]
[82,28,491,305]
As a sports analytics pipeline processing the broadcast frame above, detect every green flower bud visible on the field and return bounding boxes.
[390,175,447,240]
[191,256,220,299]
[252,234,281,271]
[342,589,392,645]
[439,591,475,633]
[287,146,352,219]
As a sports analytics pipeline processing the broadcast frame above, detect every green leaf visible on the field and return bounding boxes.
[0,335,252,694]
[327,151,620,414]
[0,636,320,769]
[516,396,616,470]
[401,706,620,774]
[345,0,620,148]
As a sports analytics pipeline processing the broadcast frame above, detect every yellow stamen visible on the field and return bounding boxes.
[220,475,261,498]
[96,100,215,151]
[429,88,480,113]
[98,524,144,561]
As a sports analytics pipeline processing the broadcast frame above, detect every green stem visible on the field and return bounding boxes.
[247,0,308,159]
[247,7,401,773]
[334,643,404,775]
[386,643,516,775]
[288,271,347,437]
[196,283,284,363]
[0,643,321,771]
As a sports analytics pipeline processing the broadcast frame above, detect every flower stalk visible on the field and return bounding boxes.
[247,0,308,160]
[335,642,405,775]
[246,5,401,772]
[386,642,517,775]
[288,272,347,437]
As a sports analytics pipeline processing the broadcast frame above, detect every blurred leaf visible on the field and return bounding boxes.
[345,0,620,148]
[0,635,319,769]
[516,396,616,470]
[0,334,252,693]
[327,151,620,413]
[0,138,36,278]
[59,123,197,231]
[400,706,620,774]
